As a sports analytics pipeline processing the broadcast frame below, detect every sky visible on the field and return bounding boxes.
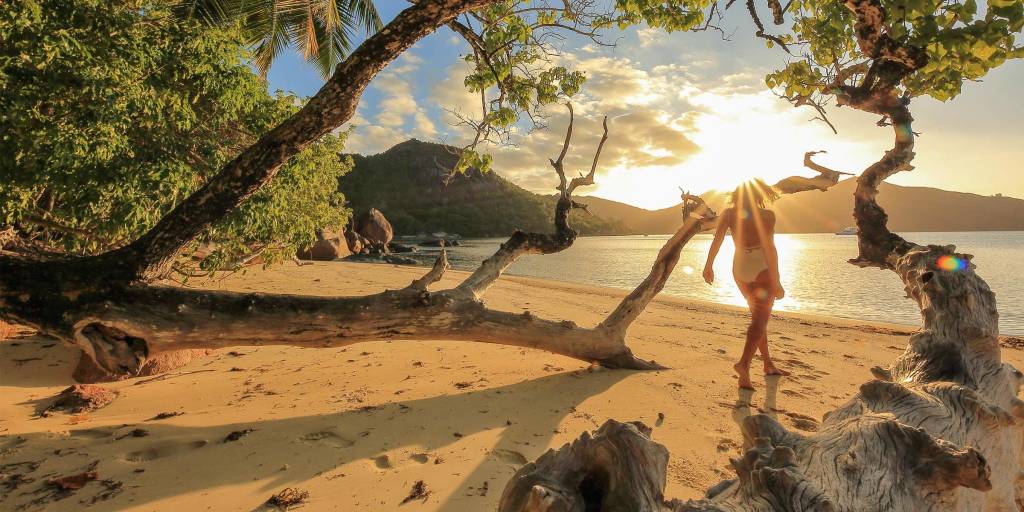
[266,3,1024,210]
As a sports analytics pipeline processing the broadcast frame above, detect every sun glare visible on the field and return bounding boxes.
[589,91,878,210]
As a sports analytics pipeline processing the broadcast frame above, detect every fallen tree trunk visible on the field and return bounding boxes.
[0,103,719,375]
[499,0,1023,508]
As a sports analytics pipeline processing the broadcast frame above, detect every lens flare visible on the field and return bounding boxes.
[936,255,968,272]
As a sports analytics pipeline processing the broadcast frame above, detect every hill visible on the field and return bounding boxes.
[340,139,630,237]
[342,140,1024,236]
[580,178,1024,234]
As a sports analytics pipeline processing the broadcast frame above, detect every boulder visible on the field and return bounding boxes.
[297,227,351,261]
[344,229,367,254]
[355,208,394,246]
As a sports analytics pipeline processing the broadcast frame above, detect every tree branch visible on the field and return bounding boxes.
[599,194,715,338]
[98,0,497,281]
[457,104,606,299]
[407,244,449,291]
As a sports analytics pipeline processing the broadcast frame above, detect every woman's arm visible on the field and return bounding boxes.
[703,208,730,284]
[761,211,785,298]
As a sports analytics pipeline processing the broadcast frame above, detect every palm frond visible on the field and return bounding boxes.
[177,0,382,77]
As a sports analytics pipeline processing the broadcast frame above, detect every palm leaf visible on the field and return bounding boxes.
[177,0,382,77]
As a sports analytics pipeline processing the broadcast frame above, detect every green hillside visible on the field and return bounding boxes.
[340,139,630,237]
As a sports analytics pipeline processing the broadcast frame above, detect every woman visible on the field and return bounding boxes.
[702,179,788,389]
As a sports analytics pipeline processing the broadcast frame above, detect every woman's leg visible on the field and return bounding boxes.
[749,273,789,376]
[733,280,763,389]
[746,272,788,376]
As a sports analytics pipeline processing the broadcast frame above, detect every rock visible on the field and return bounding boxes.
[41,384,117,416]
[384,254,419,265]
[297,227,351,261]
[342,253,420,266]
[344,228,367,254]
[355,208,394,246]
[419,238,461,247]
[388,242,418,253]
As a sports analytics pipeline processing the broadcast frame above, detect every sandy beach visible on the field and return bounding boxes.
[2,261,1021,511]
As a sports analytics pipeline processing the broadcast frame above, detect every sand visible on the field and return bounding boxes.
[2,261,1021,511]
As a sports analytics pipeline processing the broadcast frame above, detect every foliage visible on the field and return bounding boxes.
[179,0,382,78]
[341,140,630,238]
[765,0,1024,103]
[0,0,351,270]
[450,0,714,173]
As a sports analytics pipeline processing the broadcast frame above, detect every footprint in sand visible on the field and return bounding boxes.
[490,449,528,466]
[123,439,208,462]
[299,430,355,449]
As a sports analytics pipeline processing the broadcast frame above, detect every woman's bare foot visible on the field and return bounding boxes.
[764,364,790,376]
[734,362,754,389]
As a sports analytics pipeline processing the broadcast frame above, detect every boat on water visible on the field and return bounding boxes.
[835,226,857,235]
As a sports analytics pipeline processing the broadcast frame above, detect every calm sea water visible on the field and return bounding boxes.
[422,232,1024,335]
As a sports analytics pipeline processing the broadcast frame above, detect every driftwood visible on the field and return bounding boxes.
[501,0,1022,510]
[499,420,670,511]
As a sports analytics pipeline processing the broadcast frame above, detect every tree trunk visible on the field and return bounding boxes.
[1,103,711,376]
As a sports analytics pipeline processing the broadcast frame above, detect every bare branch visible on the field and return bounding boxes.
[745,0,793,54]
[551,102,574,194]
[457,104,607,299]
[408,244,449,291]
[566,115,608,195]
[770,150,854,194]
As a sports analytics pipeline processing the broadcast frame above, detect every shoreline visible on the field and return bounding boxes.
[337,255,1024,337]
[2,261,1021,511]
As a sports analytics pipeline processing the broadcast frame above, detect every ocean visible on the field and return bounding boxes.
[422,232,1024,336]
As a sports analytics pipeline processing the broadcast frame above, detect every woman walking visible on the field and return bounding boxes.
[703,179,788,389]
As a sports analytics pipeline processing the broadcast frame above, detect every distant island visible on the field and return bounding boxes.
[342,139,1024,236]
[340,139,628,237]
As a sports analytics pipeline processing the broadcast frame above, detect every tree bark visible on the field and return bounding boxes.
[499,420,671,511]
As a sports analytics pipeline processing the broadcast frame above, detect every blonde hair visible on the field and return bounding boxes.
[731,179,779,210]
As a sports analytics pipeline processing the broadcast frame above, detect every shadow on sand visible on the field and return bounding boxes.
[0,364,631,511]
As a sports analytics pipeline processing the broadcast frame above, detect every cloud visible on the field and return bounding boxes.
[637,28,663,48]
[343,53,439,153]
[475,54,877,209]
[429,62,482,127]
[342,45,877,209]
